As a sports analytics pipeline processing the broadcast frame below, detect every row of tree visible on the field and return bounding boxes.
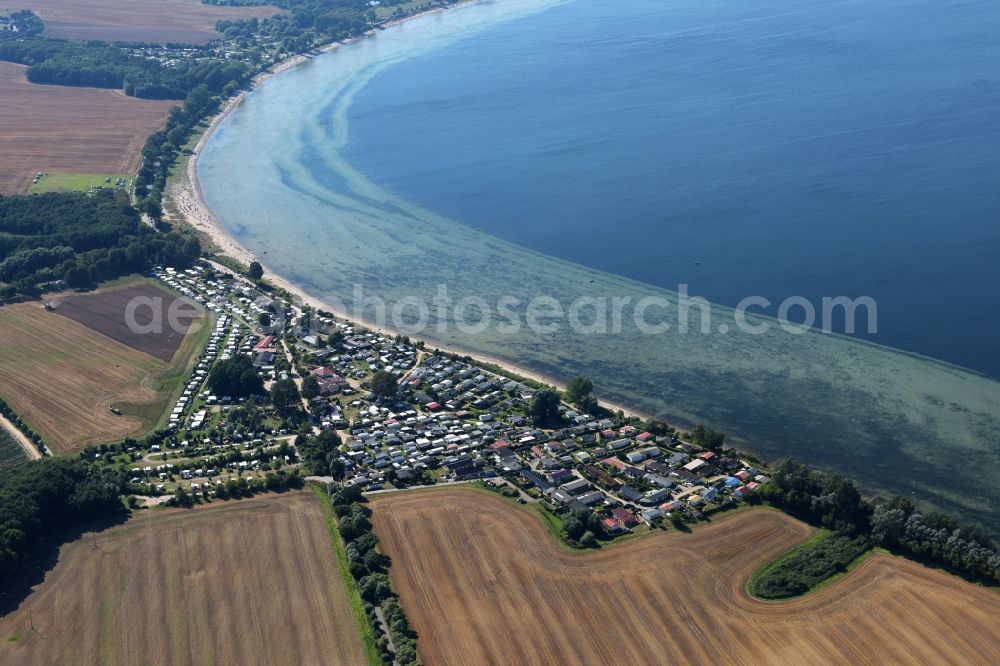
[759,458,998,583]
[329,484,418,665]
[134,83,225,217]
[0,397,44,453]
[870,496,998,583]
[169,469,302,506]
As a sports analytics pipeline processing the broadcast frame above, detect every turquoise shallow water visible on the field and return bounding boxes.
[199,0,1000,531]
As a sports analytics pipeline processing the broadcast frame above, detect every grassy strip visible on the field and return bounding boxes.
[747,529,873,600]
[28,172,129,194]
[313,485,382,666]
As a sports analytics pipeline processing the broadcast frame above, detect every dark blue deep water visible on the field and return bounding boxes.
[344,0,1000,376]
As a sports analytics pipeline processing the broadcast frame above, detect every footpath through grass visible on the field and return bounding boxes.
[313,485,382,666]
[748,529,873,600]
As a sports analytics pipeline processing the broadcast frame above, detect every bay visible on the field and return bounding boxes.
[199,0,1000,531]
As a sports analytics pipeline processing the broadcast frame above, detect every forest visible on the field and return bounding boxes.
[0,458,125,583]
[0,190,201,297]
[0,37,248,100]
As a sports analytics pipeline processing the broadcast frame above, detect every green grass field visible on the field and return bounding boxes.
[28,173,130,194]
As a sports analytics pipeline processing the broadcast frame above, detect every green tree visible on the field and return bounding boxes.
[207,356,263,397]
[564,375,594,404]
[529,389,562,426]
[370,370,398,400]
[301,374,320,400]
[257,311,272,327]
[270,378,301,414]
[247,260,264,281]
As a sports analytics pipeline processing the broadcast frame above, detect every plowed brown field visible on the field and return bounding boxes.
[373,488,1000,666]
[17,0,279,44]
[53,282,202,362]
[0,283,206,451]
[0,492,367,666]
[0,62,175,194]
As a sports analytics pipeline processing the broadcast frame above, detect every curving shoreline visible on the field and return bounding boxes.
[166,3,651,422]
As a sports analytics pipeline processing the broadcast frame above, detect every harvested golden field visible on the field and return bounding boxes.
[0,492,367,666]
[0,282,206,452]
[0,62,175,194]
[14,0,279,44]
[373,489,1000,666]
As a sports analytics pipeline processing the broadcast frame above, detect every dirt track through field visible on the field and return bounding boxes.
[0,62,175,194]
[16,0,279,44]
[0,492,367,666]
[372,488,1000,666]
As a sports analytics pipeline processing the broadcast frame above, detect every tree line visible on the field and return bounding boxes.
[759,458,998,586]
[0,36,249,100]
[0,397,45,454]
[0,190,200,298]
[329,483,418,665]
[169,469,303,507]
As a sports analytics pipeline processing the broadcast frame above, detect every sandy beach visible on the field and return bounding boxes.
[165,3,653,424]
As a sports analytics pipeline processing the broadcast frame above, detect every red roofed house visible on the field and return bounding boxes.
[611,508,640,528]
[637,432,653,442]
[254,335,277,353]
[602,518,624,535]
[602,456,626,472]
[698,451,716,462]
[426,401,441,411]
